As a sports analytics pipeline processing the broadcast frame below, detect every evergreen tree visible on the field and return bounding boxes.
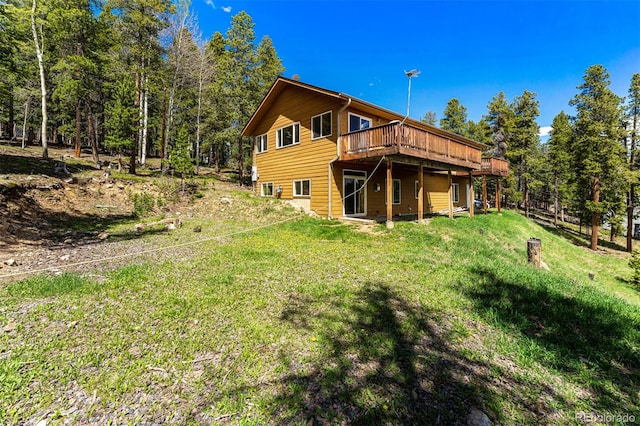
[49,0,104,165]
[103,0,173,174]
[104,77,137,170]
[547,111,572,226]
[485,92,516,204]
[510,90,540,217]
[569,64,627,250]
[466,119,492,144]
[627,73,640,251]
[421,111,437,126]
[201,31,229,173]
[440,98,469,136]
[219,11,283,182]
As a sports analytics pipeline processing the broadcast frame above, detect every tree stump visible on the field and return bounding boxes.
[527,237,541,268]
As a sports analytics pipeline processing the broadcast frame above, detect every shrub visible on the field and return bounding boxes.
[132,193,155,217]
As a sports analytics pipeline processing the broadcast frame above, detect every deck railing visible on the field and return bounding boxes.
[341,122,482,169]
[479,157,509,176]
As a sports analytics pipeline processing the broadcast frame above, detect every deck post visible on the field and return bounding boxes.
[469,172,474,218]
[386,159,394,228]
[418,164,424,221]
[482,175,488,215]
[448,170,453,219]
[496,178,501,213]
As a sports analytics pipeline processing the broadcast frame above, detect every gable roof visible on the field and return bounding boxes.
[242,76,486,150]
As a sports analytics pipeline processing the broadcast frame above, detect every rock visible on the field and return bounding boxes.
[467,408,492,426]
[63,238,74,245]
[60,255,70,261]
[3,322,17,332]
[193,226,202,233]
[134,224,145,232]
[167,223,176,230]
[219,197,232,204]
[5,258,16,266]
[98,232,109,240]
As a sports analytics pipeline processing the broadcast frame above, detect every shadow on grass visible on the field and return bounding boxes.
[0,153,98,176]
[464,266,640,413]
[532,214,628,253]
[265,282,566,424]
[0,184,139,249]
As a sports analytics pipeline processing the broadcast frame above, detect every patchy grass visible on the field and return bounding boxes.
[0,211,638,424]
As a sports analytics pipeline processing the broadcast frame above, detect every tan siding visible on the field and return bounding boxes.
[252,86,342,216]
[251,85,471,218]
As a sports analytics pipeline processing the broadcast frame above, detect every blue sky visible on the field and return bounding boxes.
[193,0,640,137]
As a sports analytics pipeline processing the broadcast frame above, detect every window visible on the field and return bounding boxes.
[348,113,372,132]
[452,183,459,203]
[256,134,268,153]
[393,179,401,205]
[415,180,420,199]
[312,111,332,139]
[276,123,300,148]
[385,179,401,205]
[293,179,311,197]
[261,182,274,197]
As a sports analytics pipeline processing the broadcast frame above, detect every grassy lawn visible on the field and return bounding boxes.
[1,209,638,424]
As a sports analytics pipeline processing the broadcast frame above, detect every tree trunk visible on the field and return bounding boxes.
[628,188,635,251]
[140,73,149,166]
[21,96,30,149]
[628,106,637,252]
[75,100,81,157]
[31,0,47,159]
[524,178,530,218]
[554,176,559,227]
[8,85,14,140]
[86,103,99,168]
[591,175,600,250]
[195,50,205,175]
[129,66,141,175]
[238,136,244,185]
[160,86,167,168]
[214,143,220,173]
[610,215,617,242]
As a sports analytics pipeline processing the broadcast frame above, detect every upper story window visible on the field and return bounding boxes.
[312,111,332,140]
[276,123,300,148]
[256,134,268,153]
[348,113,372,132]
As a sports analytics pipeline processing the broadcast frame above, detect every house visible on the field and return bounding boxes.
[242,77,508,224]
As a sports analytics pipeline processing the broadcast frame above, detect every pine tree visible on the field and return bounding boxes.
[547,111,572,226]
[569,64,627,250]
[440,98,469,136]
[510,90,540,218]
[485,92,515,205]
[421,111,437,126]
[466,119,492,144]
[103,0,173,174]
[627,73,640,251]
[104,77,137,170]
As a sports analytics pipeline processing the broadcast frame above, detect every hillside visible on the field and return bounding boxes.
[0,145,639,425]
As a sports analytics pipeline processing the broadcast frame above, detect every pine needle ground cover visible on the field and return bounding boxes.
[1,211,638,424]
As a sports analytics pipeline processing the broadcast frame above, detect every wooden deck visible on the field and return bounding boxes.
[340,122,482,170]
[473,157,510,177]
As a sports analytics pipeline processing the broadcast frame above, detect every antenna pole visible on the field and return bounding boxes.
[401,69,420,125]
